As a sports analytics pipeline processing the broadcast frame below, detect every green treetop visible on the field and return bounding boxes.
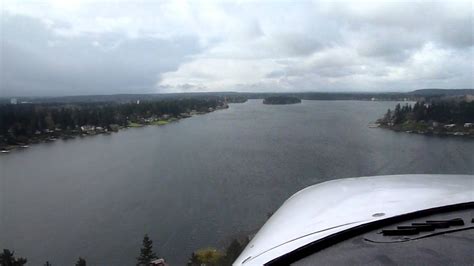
[136,234,157,266]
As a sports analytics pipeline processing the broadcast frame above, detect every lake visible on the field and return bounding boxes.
[1,100,473,265]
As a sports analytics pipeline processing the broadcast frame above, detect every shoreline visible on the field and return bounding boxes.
[0,104,229,154]
[372,123,474,138]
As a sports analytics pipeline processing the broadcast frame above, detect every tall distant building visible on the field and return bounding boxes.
[10,98,18,104]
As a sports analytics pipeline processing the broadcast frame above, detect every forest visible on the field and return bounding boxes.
[0,97,229,149]
[377,100,474,136]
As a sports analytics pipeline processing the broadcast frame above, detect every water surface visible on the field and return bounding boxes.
[1,100,473,265]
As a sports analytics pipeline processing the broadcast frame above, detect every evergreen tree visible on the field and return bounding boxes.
[136,234,157,266]
[75,257,86,266]
[44,261,52,266]
[383,109,392,123]
[0,249,27,266]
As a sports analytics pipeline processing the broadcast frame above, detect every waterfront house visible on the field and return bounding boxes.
[81,125,95,131]
[443,124,456,129]
[150,258,167,266]
[95,127,105,133]
[464,123,473,128]
[80,125,96,134]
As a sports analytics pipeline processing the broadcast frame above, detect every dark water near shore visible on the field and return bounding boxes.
[1,100,473,265]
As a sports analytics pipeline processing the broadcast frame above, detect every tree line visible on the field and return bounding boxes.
[0,97,224,142]
[0,234,247,266]
[378,100,474,126]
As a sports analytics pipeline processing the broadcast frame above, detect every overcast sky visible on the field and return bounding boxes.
[1,0,472,96]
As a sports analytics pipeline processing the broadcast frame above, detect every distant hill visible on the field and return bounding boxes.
[2,89,472,104]
[409,89,474,96]
[1,92,243,104]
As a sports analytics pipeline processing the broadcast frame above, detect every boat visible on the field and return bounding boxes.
[20,145,29,148]
[1,150,10,153]
[368,123,380,128]
[234,174,474,265]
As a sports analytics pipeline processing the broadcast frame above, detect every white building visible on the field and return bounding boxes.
[150,258,167,266]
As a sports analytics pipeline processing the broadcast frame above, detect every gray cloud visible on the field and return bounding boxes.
[1,0,472,96]
[1,13,201,96]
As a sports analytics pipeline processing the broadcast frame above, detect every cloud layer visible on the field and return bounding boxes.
[1,0,472,96]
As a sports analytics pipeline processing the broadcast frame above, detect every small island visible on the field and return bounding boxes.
[263,96,301,105]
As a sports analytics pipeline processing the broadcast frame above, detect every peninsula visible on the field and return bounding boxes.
[375,100,474,137]
[0,95,247,152]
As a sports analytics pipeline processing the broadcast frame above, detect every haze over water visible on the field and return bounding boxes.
[1,100,473,265]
